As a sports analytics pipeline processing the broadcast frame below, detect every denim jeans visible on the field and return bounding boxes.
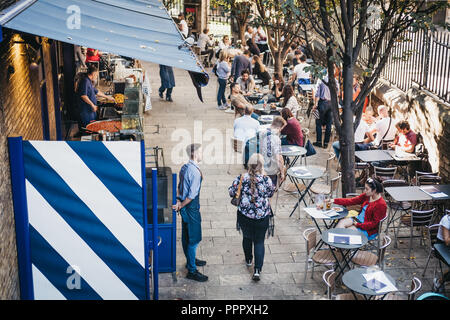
[315,99,332,145]
[181,220,200,273]
[332,141,340,159]
[217,78,227,106]
[237,213,269,270]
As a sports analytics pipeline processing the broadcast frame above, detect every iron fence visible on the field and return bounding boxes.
[358,28,450,104]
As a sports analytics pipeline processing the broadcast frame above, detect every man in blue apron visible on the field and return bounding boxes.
[173,144,208,282]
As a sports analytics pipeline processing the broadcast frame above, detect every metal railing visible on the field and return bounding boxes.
[358,28,450,104]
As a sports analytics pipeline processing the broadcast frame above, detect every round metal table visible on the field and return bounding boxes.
[342,267,397,300]
[281,145,307,167]
[287,166,325,218]
[322,228,368,279]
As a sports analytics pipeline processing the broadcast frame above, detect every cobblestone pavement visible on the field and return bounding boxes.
[142,62,448,300]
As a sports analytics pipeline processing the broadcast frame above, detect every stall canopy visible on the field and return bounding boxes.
[0,0,208,79]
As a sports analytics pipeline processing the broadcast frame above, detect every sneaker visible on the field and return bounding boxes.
[217,105,227,110]
[252,268,261,281]
[224,108,235,114]
[166,97,173,102]
[186,270,208,282]
[246,259,252,267]
[323,143,329,148]
[159,91,164,99]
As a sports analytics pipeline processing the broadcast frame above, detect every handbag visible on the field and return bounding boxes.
[305,140,317,156]
[231,174,244,206]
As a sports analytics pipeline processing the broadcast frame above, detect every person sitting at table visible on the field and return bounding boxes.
[284,43,298,68]
[252,55,271,87]
[331,177,387,241]
[231,50,253,82]
[271,73,285,102]
[332,116,375,159]
[291,54,311,88]
[216,35,231,58]
[280,84,299,117]
[197,28,215,65]
[235,103,260,121]
[389,120,417,153]
[372,105,396,147]
[234,105,261,142]
[292,50,302,67]
[236,69,256,96]
[245,26,261,57]
[230,82,253,114]
[280,108,304,147]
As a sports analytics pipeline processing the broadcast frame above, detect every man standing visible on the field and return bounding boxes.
[313,74,339,148]
[159,65,175,102]
[173,144,208,282]
[231,50,253,82]
[178,13,189,38]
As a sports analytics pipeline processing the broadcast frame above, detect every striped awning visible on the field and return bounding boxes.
[0,0,206,74]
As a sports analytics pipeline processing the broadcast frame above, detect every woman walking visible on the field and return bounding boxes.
[228,153,276,281]
[216,50,231,110]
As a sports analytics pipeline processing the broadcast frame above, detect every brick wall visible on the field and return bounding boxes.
[0,30,58,299]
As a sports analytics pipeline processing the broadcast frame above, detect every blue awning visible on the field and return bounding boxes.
[0,0,206,74]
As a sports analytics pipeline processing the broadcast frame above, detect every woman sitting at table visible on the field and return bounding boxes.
[331,177,387,241]
[252,55,271,87]
[271,73,284,102]
[280,84,299,116]
[280,108,303,147]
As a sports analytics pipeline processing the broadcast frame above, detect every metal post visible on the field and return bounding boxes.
[140,140,150,300]
[8,137,34,300]
[151,168,159,300]
[172,173,177,272]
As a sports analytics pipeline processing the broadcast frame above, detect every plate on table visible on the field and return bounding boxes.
[332,207,344,212]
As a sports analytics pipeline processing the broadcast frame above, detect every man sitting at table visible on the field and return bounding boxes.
[230,82,251,112]
[234,105,260,143]
[331,177,387,241]
[236,69,255,96]
[371,105,397,147]
[389,120,417,153]
[235,102,260,121]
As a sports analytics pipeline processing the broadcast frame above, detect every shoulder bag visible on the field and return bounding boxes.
[231,174,244,206]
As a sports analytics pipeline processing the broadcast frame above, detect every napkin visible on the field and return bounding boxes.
[346,210,359,218]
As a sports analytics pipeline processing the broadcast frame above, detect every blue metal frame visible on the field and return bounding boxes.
[172,173,177,271]
[140,140,150,300]
[151,168,159,300]
[7,137,34,300]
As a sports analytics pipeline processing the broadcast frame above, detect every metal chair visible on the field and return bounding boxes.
[394,208,436,259]
[303,228,341,284]
[382,179,412,232]
[422,224,441,277]
[383,277,422,300]
[414,171,439,186]
[417,175,442,186]
[227,137,244,175]
[322,270,364,300]
[351,235,391,271]
[309,172,342,199]
[373,166,397,182]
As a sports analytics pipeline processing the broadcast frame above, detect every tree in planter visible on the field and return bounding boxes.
[296,0,448,195]
[211,0,253,43]
[253,0,308,74]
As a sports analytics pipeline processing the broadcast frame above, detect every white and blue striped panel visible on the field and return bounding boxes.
[22,141,147,300]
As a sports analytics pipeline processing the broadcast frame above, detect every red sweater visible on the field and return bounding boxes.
[334,193,387,236]
[281,118,303,147]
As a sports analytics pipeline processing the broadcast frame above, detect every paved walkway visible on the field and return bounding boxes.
[142,63,446,300]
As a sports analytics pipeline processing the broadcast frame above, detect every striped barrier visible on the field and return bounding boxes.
[8,138,154,300]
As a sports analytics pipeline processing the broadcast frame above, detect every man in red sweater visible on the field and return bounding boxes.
[331,178,387,240]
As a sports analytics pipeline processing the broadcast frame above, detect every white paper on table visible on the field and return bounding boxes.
[327,233,362,245]
[304,208,335,219]
[363,271,398,294]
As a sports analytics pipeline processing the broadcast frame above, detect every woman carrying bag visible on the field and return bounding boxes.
[228,153,276,281]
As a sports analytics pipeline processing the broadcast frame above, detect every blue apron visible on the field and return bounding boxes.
[178,163,202,245]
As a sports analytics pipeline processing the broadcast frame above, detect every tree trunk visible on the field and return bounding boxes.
[340,63,357,196]
[273,51,283,75]
[238,24,246,44]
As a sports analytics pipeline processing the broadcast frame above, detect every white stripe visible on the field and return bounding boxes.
[102,141,142,187]
[30,141,145,268]
[26,181,138,300]
[32,264,66,300]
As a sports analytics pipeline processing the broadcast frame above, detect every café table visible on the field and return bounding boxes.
[342,267,397,300]
[259,115,274,124]
[321,228,368,279]
[281,145,307,167]
[355,150,394,163]
[287,166,325,218]
[434,243,450,266]
[298,84,315,92]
